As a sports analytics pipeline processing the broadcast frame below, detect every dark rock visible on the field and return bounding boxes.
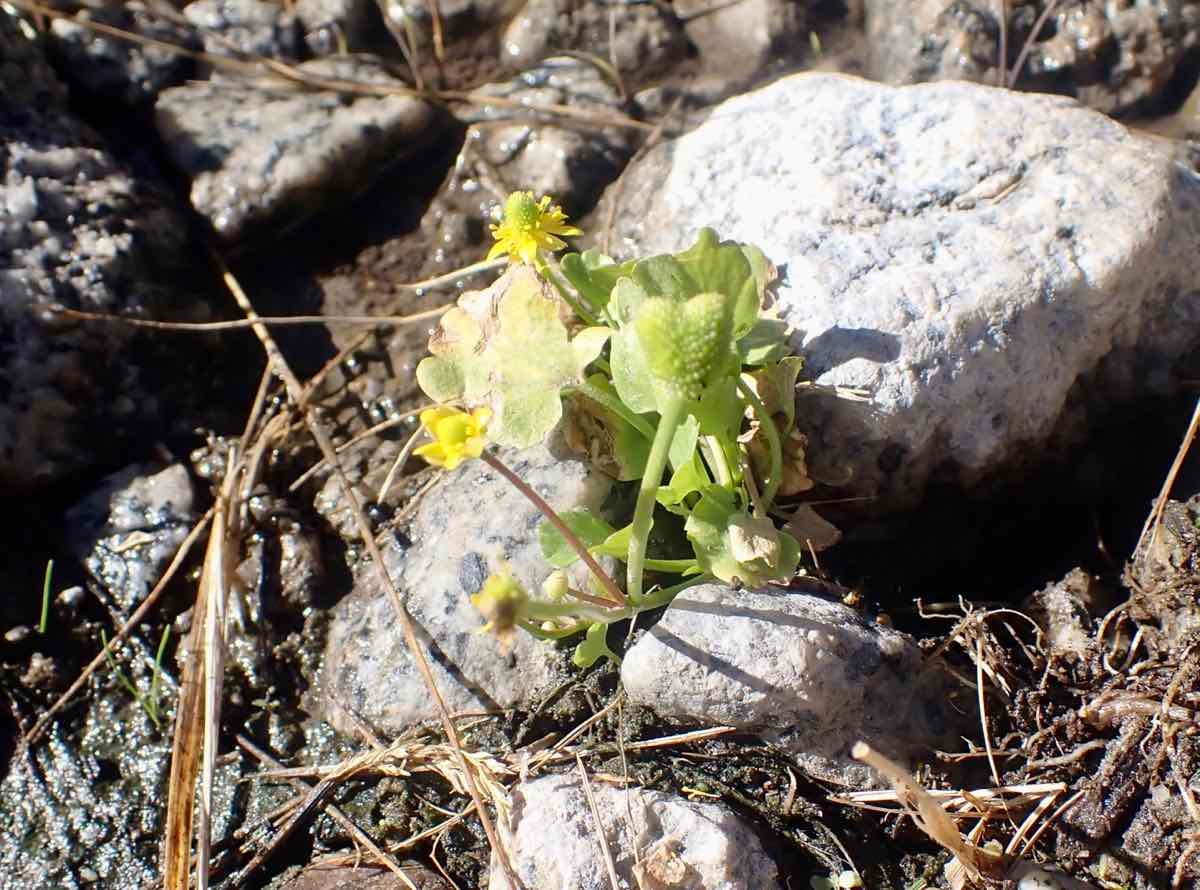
[865,0,1200,117]
[64,463,196,614]
[155,54,441,242]
[0,10,208,490]
[49,1,200,107]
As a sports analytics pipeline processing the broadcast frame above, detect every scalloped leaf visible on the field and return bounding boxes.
[630,228,762,338]
[416,266,609,447]
[685,487,800,586]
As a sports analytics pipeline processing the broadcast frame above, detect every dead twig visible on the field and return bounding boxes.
[212,254,523,889]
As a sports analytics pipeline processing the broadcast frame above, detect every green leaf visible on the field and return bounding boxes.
[685,488,801,587]
[631,229,761,338]
[415,266,610,447]
[573,621,620,668]
[560,250,634,315]
[668,415,700,470]
[610,323,659,414]
[738,317,791,365]
[656,454,709,514]
[539,509,616,568]
[693,373,741,439]
[596,523,632,558]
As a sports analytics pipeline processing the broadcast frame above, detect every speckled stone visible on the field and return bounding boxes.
[490,773,781,890]
[155,55,440,241]
[865,0,1200,116]
[184,0,304,62]
[500,0,687,76]
[621,581,952,784]
[319,440,616,734]
[49,2,199,106]
[605,72,1200,505]
[65,464,197,614]
[0,10,204,489]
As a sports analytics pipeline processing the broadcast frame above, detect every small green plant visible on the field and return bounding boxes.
[415,192,813,664]
[101,626,171,729]
[38,559,53,634]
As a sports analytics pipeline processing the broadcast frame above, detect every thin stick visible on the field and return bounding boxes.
[577,755,621,890]
[23,509,214,744]
[976,636,1003,790]
[213,255,522,890]
[1008,0,1060,88]
[10,0,654,131]
[289,409,423,492]
[47,304,451,332]
[481,451,624,605]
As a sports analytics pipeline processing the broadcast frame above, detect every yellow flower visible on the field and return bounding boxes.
[486,191,582,265]
[471,572,530,653]
[414,405,492,470]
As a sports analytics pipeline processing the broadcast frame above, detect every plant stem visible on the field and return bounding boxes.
[627,396,686,602]
[481,451,625,605]
[737,377,782,512]
[570,380,656,439]
[539,260,600,326]
[702,435,733,487]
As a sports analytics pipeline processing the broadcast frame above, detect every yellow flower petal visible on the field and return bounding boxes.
[487,191,581,265]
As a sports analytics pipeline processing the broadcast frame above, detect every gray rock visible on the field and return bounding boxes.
[319,441,615,735]
[65,464,196,614]
[49,2,200,106]
[674,0,806,84]
[294,0,376,54]
[500,0,687,76]
[604,73,1200,505]
[155,56,439,241]
[864,0,997,88]
[399,0,523,42]
[184,0,303,61]
[621,581,949,783]
[490,773,781,890]
[0,10,204,489]
[422,59,634,270]
[865,0,1200,117]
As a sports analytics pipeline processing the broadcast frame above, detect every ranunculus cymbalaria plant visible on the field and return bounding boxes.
[413,191,810,667]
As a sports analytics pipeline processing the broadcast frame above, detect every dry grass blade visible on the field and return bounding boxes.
[23,507,214,745]
[164,487,237,890]
[198,486,239,890]
[1135,395,1200,559]
[577,755,621,890]
[212,255,522,888]
[851,742,1008,882]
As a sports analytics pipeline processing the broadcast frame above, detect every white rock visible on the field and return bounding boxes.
[490,773,781,890]
[319,441,614,734]
[605,73,1200,505]
[621,581,950,783]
